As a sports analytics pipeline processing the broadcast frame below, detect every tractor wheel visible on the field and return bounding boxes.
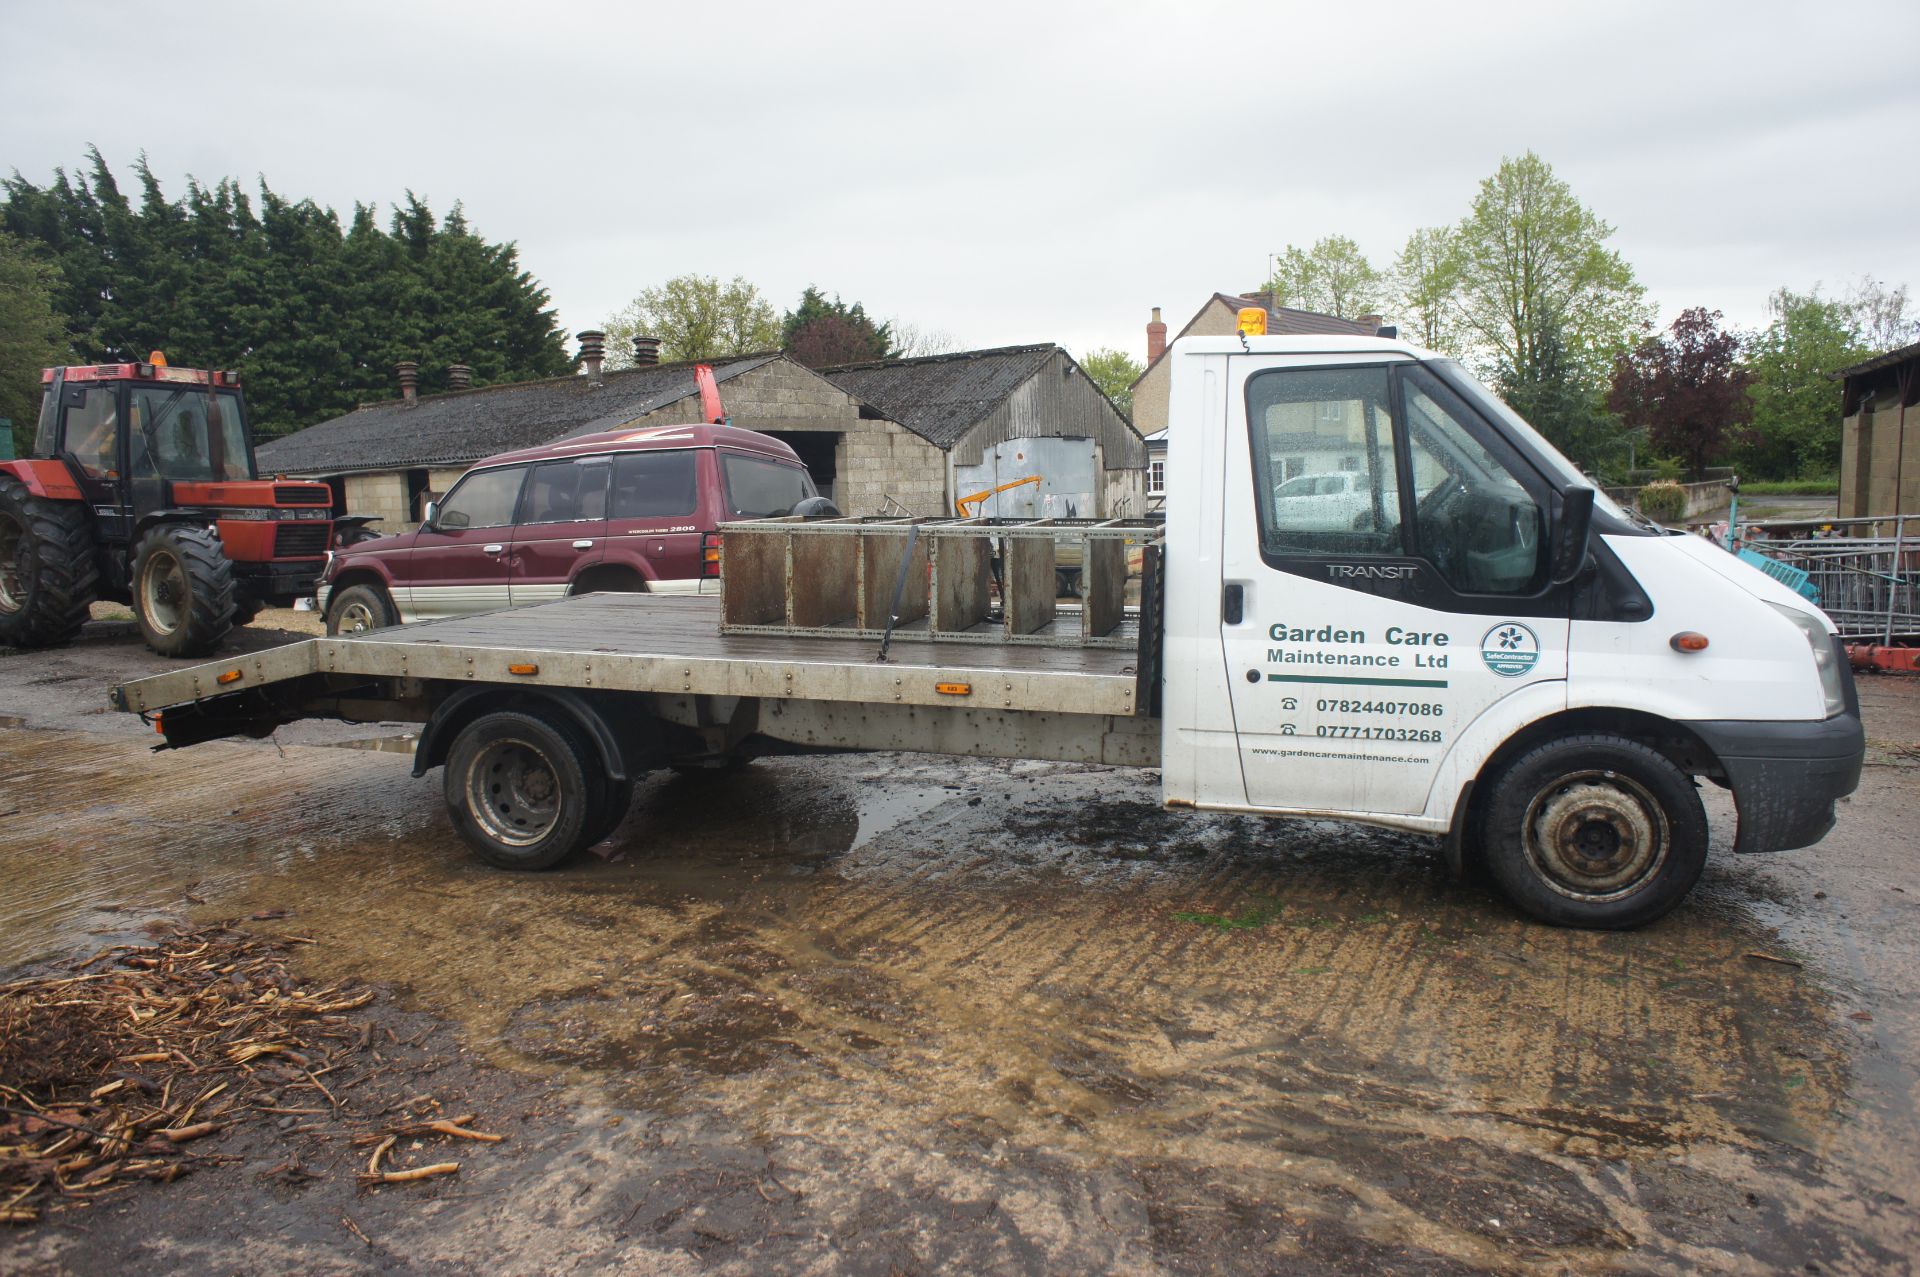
[232,591,264,628]
[131,524,236,658]
[0,475,99,650]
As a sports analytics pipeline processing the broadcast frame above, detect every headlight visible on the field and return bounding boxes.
[1766,601,1845,718]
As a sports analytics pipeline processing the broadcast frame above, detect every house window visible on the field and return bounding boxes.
[1148,459,1165,495]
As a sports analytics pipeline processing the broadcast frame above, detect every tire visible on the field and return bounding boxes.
[585,774,636,849]
[1477,733,1708,929]
[326,583,398,635]
[0,475,99,649]
[232,591,263,627]
[131,523,235,658]
[443,709,602,870]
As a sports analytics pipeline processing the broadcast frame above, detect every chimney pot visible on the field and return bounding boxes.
[1146,307,1167,364]
[395,361,419,405]
[631,334,662,366]
[447,363,472,391]
[577,330,606,385]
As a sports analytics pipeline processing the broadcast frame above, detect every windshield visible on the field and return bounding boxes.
[128,387,255,482]
[1427,360,1628,520]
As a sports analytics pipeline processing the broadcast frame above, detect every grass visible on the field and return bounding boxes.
[1173,898,1285,931]
[1738,480,1839,496]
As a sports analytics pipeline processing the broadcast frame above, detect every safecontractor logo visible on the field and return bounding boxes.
[1480,622,1540,677]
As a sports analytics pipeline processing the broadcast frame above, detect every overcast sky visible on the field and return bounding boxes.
[5,0,1917,366]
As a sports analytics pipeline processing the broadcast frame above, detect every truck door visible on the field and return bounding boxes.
[509,458,609,606]
[1218,357,1569,818]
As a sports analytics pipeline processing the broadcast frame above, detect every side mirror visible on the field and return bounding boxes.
[420,500,439,530]
[1549,485,1595,586]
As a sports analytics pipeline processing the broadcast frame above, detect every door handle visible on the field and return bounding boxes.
[573,540,594,550]
[482,544,504,554]
[1222,583,1244,626]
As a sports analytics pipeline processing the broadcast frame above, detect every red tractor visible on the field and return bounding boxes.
[0,355,335,657]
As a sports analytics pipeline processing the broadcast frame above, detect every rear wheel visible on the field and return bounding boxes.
[1478,734,1707,929]
[131,524,235,658]
[326,583,398,635]
[585,775,636,849]
[0,476,99,649]
[443,709,602,870]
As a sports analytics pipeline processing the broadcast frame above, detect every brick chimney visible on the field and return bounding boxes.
[395,361,418,406]
[1146,307,1167,364]
[447,363,472,391]
[631,335,662,366]
[577,330,606,385]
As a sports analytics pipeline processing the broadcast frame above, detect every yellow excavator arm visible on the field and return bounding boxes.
[954,474,1042,518]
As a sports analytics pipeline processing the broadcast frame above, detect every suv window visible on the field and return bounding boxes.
[611,451,698,520]
[520,460,608,524]
[437,466,527,530]
[721,453,814,519]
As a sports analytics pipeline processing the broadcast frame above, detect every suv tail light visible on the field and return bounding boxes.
[702,532,721,578]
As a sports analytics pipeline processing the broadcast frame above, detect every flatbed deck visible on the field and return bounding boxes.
[110,594,1150,718]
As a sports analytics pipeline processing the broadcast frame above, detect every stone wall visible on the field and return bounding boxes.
[1841,386,1920,518]
[343,472,411,533]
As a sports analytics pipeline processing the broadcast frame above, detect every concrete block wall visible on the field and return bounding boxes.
[343,472,412,533]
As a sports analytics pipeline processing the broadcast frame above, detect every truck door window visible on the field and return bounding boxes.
[611,451,698,519]
[1400,367,1543,594]
[435,466,527,531]
[1246,366,1403,558]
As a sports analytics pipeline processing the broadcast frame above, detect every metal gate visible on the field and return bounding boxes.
[1739,515,1919,642]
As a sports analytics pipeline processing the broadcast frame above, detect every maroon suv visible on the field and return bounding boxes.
[320,424,821,634]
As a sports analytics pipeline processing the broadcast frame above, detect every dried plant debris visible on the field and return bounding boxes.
[0,923,503,1226]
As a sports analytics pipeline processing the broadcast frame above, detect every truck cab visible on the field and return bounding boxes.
[1160,334,1863,925]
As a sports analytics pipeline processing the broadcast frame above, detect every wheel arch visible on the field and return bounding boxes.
[326,564,397,600]
[567,561,649,594]
[1445,706,1726,877]
[414,685,635,784]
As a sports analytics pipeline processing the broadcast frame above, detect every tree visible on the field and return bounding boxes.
[602,274,779,368]
[1607,308,1752,481]
[0,231,72,456]
[1500,313,1628,480]
[1844,276,1919,353]
[1392,226,1460,354]
[1263,234,1384,318]
[1737,287,1869,480]
[1450,152,1651,386]
[889,321,961,359]
[780,287,895,368]
[1,150,571,436]
[1078,347,1144,420]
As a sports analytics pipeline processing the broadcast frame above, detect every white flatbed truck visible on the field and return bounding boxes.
[110,335,1864,928]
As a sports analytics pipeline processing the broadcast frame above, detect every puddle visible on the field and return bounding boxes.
[322,732,420,755]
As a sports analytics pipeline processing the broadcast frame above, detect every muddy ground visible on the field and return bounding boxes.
[2,614,1917,1275]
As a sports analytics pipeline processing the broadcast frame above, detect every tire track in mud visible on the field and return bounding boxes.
[1,729,1904,1271]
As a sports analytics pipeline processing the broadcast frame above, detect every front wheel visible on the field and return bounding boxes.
[326,583,398,635]
[1477,734,1707,929]
[131,524,235,658]
[443,710,603,870]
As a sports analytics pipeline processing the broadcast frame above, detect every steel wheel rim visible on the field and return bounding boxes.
[463,736,562,848]
[0,517,25,614]
[338,600,379,632]
[141,550,188,636]
[1522,768,1670,901]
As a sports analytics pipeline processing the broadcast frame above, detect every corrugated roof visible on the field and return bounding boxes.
[255,356,779,475]
[1833,339,1920,380]
[821,345,1058,449]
